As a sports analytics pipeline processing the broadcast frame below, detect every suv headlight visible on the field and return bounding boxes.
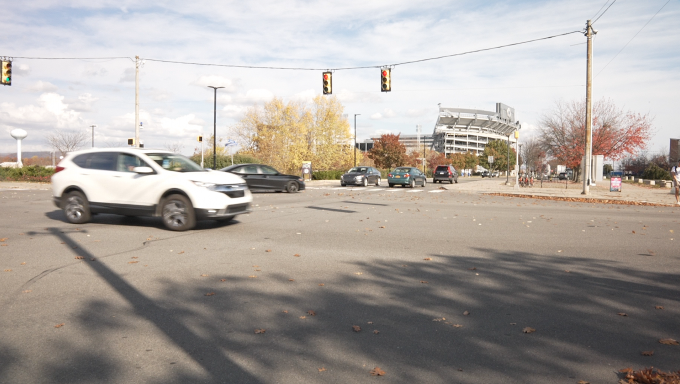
[191,180,217,190]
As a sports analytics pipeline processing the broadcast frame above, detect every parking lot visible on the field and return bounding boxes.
[1,181,679,384]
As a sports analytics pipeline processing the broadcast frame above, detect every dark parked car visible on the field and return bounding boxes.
[558,172,568,180]
[220,163,305,193]
[341,166,381,187]
[387,167,427,188]
[433,165,458,184]
[481,171,490,178]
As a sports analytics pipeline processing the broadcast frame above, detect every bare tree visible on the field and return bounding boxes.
[522,138,544,174]
[46,130,89,157]
[163,141,185,154]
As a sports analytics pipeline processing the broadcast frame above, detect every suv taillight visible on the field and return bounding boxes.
[54,166,65,174]
[404,173,410,178]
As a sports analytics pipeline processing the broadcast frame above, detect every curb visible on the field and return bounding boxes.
[485,192,675,207]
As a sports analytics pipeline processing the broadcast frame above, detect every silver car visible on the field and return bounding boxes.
[341,166,382,187]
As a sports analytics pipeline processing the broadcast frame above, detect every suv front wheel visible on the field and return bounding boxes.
[63,191,91,224]
[162,194,196,231]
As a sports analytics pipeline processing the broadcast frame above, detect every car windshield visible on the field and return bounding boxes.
[436,167,448,171]
[146,153,205,172]
[393,168,410,174]
[348,167,368,173]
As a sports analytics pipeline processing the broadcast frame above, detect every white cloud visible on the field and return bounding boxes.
[237,89,274,104]
[28,81,58,93]
[194,76,239,92]
[383,108,396,118]
[405,108,428,118]
[67,93,98,112]
[370,113,382,120]
[14,64,30,76]
[0,93,83,131]
[291,89,317,103]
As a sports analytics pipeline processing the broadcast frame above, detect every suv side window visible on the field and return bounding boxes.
[72,152,117,171]
[117,153,147,172]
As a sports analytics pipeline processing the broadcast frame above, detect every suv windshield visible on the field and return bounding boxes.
[436,166,448,172]
[146,153,205,172]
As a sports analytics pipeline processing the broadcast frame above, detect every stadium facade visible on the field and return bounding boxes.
[431,103,520,156]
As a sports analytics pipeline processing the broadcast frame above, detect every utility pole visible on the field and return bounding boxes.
[134,56,140,148]
[354,114,360,167]
[506,133,510,185]
[582,20,596,195]
[513,130,520,190]
[90,125,96,148]
[208,86,224,169]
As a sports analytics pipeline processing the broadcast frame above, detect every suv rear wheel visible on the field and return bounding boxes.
[162,194,196,231]
[63,191,91,224]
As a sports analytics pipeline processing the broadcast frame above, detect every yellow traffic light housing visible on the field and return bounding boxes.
[197,135,203,142]
[381,68,391,92]
[1,61,12,86]
[322,72,332,95]
[127,138,135,146]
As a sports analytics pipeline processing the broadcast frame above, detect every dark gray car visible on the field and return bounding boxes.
[220,163,305,193]
[341,166,382,187]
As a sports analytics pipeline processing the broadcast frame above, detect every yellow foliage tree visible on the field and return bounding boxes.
[231,96,352,173]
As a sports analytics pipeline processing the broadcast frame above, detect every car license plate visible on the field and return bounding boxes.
[394,175,400,178]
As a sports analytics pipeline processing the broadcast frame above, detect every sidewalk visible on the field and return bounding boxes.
[442,178,678,207]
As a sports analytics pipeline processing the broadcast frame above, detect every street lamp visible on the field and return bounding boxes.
[513,130,520,190]
[90,125,97,148]
[208,86,224,169]
[354,114,361,167]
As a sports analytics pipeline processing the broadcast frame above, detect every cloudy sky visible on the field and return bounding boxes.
[1,0,678,157]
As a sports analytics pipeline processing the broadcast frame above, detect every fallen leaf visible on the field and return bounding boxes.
[299,316,307,319]
[432,318,445,322]
[354,272,363,275]
[641,350,654,356]
[373,330,380,334]
[370,367,385,376]
[54,323,65,328]
[420,280,429,284]
[220,279,226,282]
[0,238,6,242]
[254,329,266,334]
[318,283,324,286]
[523,327,536,333]
[307,310,316,316]
[177,251,184,254]
[619,368,632,373]
[352,325,361,332]
[632,230,635,234]
[201,274,209,277]
[463,311,470,316]
[659,338,679,345]
[282,310,288,313]
[655,306,664,310]
[379,226,385,229]
[75,256,84,260]
[132,256,139,259]
[3,269,11,272]
[423,257,432,261]
[128,261,139,264]
[205,292,215,296]
[0,244,7,246]
[452,324,463,328]
[288,279,295,282]
[266,249,272,252]
[294,253,300,257]
[617,312,628,317]
[318,367,326,372]
[564,270,571,273]
[248,275,257,278]
[577,381,590,384]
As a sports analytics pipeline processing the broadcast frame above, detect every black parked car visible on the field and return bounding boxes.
[341,166,382,187]
[433,165,458,184]
[220,163,305,193]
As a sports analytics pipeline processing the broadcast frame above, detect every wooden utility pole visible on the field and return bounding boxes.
[134,56,140,148]
[582,20,596,195]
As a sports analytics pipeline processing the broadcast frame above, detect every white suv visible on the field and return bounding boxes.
[51,148,252,231]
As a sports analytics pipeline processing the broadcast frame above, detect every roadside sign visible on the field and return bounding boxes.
[224,139,237,147]
[488,156,494,164]
[610,171,622,192]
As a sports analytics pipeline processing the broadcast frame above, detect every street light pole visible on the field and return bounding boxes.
[354,114,360,167]
[90,125,96,148]
[208,86,224,170]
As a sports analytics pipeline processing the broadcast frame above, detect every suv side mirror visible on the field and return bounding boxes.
[133,166,154,174]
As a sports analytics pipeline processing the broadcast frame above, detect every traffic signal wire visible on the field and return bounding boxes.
[7,30,581,71]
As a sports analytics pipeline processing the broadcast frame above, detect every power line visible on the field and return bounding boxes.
[593,0,618,24]
[596,0,671,76]
[10,30,581,71]
[144,30,582,70]
[592,0,613,20]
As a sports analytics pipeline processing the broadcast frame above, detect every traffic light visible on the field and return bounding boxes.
[381,68,391,92]
[127,138,135,146]
[197,135,203,142]
[1,61,11,86]
[322,72,332,94]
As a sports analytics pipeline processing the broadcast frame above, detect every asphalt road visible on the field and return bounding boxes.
[0,181,678,384]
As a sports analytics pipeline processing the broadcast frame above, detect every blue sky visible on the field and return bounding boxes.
[1,0,678,157]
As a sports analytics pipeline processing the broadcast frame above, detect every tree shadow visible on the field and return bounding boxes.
[3,232,678,383]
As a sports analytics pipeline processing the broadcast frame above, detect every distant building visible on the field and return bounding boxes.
[431,103,520,156]
[356,134,433,153]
